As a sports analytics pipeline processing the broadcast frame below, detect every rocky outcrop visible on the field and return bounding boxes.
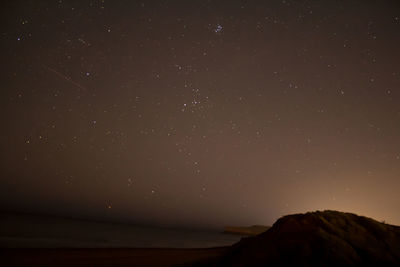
[219,210,400,266]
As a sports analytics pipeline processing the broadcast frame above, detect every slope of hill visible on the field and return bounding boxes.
[218,210,400,266]
[223,225,270,236]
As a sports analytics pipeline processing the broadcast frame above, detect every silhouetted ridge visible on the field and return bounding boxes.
[218,210,400,266]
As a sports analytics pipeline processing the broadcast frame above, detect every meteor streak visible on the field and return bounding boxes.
[43,65,88,91]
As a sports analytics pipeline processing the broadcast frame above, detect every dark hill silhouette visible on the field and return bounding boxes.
[214,210,400,266]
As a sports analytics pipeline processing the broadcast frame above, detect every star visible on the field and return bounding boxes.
[214,24,223,33]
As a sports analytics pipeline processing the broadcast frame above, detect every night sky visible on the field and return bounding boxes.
[1,0,400,229]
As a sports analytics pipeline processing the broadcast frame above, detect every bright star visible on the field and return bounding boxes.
[214,24,223,33]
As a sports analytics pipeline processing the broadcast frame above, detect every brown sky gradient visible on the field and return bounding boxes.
[1,0,400,229]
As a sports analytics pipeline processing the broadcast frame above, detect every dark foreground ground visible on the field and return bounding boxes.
[3,211,400,266]
[1,247,227,266]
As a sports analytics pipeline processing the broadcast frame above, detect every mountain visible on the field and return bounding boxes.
[216,210,400,266]
[223,225,270,236]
